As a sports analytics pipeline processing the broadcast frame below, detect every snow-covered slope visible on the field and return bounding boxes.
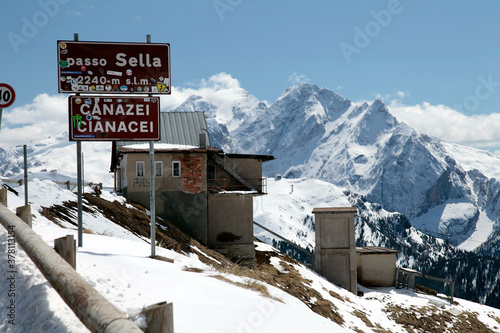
[2,179,500,332]
[0,132,114,188]
[256,178,500,308]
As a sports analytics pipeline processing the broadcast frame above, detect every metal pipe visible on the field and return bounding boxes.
[0,204,143,333]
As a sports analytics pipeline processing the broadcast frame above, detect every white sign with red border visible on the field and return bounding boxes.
[0,83,16,108]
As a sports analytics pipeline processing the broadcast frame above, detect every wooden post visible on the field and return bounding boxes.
[66,180,71,190]
[16,205,32,228]
[54,235,76,269]
[141,301,174,333]
[0,188,7,206]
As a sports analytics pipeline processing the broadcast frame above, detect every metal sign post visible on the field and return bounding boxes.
[147,34,156,258]
[24,145,28,206]
[74,33,84,248]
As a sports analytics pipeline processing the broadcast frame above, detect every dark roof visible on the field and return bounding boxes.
[356,247,400,254]
[118,146,222,154]
[312,207,358,214]
[116,111,209,147]
[224,153,275,162]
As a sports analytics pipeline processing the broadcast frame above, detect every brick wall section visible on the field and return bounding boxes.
[182,157,204,193]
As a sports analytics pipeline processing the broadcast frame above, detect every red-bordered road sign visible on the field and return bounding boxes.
[68,95,161,141]
[57,41,171,94]
[0,83,16,108]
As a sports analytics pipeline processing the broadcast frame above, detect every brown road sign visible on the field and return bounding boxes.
[58,41,170,94]
[68,96,160,141]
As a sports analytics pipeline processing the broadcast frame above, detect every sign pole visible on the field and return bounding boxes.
[77,141,82,247]
[148,34,156,258]
[74,33,83,248]
[24,145,28,206]
[0,109,3,130]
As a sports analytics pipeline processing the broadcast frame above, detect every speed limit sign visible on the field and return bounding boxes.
[0,83,16,108]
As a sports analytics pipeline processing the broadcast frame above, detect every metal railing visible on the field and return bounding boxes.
[208,177,267,194]
[395,267,455,304]
[1,178,103,191]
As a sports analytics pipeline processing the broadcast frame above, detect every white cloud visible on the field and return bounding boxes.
[160,72,244,111]
[388,99,500,149]
[395,90,408,99]
[0,73,246,149]
[288,72,310,85]
[0,94,68,149]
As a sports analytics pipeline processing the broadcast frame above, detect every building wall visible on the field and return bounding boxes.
[120,151,209,244]
[313,208,357,294]
[208,156,264,193]
[208,193,255,259]
[357,253,397,287]
[231,157,264,192]
[117,150,260,257]
[122,152,207,193]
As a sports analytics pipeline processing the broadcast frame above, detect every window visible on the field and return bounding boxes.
[172,161,181,177]
[136,161,145,177]
[155,161,163,177]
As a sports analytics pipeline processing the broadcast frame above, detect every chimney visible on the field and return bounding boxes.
[199,133,207,149]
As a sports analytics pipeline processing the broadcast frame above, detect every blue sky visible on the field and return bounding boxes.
[1,0,500,150]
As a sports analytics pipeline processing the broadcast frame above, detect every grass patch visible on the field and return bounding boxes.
[385,304,496,333]
[183,266,204,273]
[210,274,281,302]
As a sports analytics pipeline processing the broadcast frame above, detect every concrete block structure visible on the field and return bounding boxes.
[313,207,357,294]
[356,247,399,287]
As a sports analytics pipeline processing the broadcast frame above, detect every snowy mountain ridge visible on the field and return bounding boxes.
[170,82,500,254]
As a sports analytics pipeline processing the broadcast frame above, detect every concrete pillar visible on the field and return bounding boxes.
[0,188,7,206]
[54,235,76,269]
[141,301,174,333]
[16,204,32,228]
[313,207,357,294]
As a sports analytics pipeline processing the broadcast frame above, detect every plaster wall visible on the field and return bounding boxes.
[357,253,397,287]
[208,193,255,259]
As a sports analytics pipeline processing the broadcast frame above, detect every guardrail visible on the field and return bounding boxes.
[0,203,143,333]
[1,178,102,191]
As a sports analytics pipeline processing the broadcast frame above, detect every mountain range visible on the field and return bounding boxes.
[172,82,500,253]
[2,82,500,308]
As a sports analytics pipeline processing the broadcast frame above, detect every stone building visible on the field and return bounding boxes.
[110,112,273,259]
